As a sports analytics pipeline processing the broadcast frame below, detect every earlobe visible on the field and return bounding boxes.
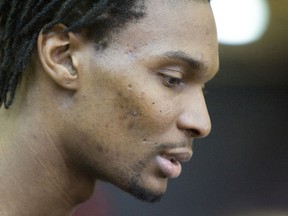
[37,24,79,90]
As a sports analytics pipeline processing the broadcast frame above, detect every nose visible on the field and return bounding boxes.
[177,90,211,138]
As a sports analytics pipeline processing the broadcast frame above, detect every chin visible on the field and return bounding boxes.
[128,181,163,203]
[127,173,166,203]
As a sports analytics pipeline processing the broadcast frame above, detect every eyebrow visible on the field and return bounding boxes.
[161,51,208,73]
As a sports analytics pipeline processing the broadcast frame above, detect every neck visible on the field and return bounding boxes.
[0,105,95,216]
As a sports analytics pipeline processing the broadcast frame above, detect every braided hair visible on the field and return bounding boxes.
[0,0,145,108]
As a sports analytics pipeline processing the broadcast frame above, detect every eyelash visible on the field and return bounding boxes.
[160,74,183,87]
[159,73,209,95]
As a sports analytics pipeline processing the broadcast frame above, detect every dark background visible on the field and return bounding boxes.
[73,0,288,215]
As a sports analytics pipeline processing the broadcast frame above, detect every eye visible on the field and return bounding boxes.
[160,74,183,87]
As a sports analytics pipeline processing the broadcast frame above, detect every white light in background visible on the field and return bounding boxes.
[211,0,270,45]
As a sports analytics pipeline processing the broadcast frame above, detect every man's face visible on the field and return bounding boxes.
[63,0,218,202]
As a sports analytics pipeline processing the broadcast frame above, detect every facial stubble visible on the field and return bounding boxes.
[128,164,163,203]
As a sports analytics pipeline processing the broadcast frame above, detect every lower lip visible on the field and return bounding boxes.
[155,155,182,178]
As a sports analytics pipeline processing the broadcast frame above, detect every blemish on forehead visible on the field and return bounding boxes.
[127,84,133,92]
[125,41,148,60]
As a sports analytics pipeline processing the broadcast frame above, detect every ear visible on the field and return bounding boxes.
[37,24,79,90]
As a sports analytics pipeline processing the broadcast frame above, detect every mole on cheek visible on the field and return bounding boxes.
[128,121,135,130]
[96,144,110,153]
[96,145,105,153]
[131,111,139,117]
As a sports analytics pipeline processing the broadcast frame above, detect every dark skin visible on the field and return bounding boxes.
[0,0,219,215]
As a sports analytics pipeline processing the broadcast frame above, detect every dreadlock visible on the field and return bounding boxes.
[0,0,145,108]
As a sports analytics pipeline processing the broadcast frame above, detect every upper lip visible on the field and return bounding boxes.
[161,148,193,163]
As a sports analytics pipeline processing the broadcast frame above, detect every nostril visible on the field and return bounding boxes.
[187,129,201,137]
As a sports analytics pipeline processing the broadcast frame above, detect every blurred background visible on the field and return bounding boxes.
[73,0,288,215]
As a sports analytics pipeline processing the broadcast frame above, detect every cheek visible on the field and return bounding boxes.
[113,84,177,140]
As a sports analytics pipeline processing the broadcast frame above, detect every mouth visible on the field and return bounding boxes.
[156,149,192,178]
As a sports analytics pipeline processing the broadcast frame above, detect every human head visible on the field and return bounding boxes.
[0,0,218,204]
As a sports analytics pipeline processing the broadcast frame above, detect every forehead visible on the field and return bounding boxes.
[122,2,213,52]
[106,0,216,47]
[90,0,218,74]
[160,0,210,5]
[143,0,213,29]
